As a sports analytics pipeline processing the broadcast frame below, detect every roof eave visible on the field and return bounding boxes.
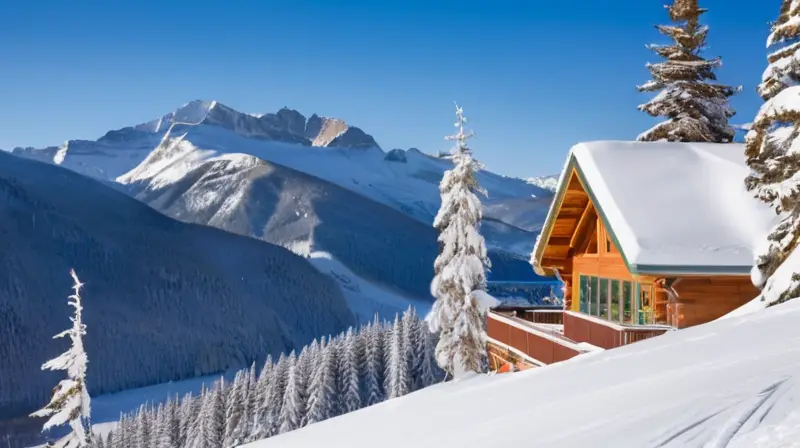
[631,264,753,277]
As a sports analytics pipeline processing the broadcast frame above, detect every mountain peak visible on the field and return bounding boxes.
[133,100,380,150]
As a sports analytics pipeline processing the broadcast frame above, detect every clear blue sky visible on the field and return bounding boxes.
[0,0,777,178]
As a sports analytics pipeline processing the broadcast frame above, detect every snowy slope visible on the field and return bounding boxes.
[246,301,800,448]
[0,151,354,424]
[120,139,545,302]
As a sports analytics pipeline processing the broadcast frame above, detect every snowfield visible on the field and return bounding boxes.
[245,300,800,448]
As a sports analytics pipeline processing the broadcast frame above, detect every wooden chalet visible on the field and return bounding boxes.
[487,141,778,370]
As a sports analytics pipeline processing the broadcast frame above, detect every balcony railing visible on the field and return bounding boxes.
[487,311,586,366]
[562,311,671,350]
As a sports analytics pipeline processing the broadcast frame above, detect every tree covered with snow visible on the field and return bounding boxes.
[101,308,443,447]
[745,0,800,305]
[429,104,491,378]
[637,0,740,143]
[30,270,93,448]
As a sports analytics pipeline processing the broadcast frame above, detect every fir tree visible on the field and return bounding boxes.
[223,371,246,447]
[404,309,425,391]
[194,381,225,448]
[306,344,338,424]
[745,0,800,305]
[278,352,305,434]
[637,0,740,142]
[361,322,384,407]
[31,270,92,448]
[339,328,363,413]
[249,356,273,440]
[430,104,491,378]
[386,314,410,398]
[177,393,195,447]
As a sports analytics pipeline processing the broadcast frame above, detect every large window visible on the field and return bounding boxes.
[599,278,609,319]
[623,281,633,323]
[610,280,621,322]
[577,275,654,326]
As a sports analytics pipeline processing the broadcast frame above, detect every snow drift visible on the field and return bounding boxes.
[0,151,354,422]
[246,300,800,448]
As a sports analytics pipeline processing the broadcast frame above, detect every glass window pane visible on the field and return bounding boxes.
[599,278,609,319]
[589,277,598,315]
[640,286,652,325]
[610,280,621,322]
[623,281,633,323]
[579,276,589,313]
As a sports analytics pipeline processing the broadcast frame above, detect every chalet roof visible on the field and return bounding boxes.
[532,141,780,276]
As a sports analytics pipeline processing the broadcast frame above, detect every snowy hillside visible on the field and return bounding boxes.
[118,134,543,308]
[0,151,354,424]
[247,301,800,448]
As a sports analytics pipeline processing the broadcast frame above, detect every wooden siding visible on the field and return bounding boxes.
[670,277,759,328]
[487,312,582,365]
[563,312,668,350]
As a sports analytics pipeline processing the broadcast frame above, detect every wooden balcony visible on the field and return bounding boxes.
[562,311,671,350]
[487,311,589,367]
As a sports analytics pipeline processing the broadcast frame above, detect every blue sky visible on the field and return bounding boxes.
[0,0,777,178]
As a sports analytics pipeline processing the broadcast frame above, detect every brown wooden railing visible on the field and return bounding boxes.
[487,312,582,366]
[563,311,669,350]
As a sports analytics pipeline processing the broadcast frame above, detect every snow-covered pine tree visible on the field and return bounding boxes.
[249,356,273,440]
[430,104,491,378]
[265,353,289,437]
[402,307,423,392]
[637,0,740,142]
[339,328,362,413]
[177,392,195,447]
[223,370,246,447]
[31,269,93,448]
[745,0,800,305]
[278,352,305,434]
[360,322,384,407]
[193,381,225,448]
[385,314,410,399]
[305,343,338,424]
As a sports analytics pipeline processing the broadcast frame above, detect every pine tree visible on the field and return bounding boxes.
[745,0,800,305]
[31,269,92,448]
[339,328,362,413]
[360,322,384,407]
[223,371,246,447]
[404,309,425,391]
[386,314,410,398]
[193,381,225,448]
[637,0,740,142]
[265,353,289,436]
[420,328,444,387]
[305,344,338,424]
[430,104,491,378]
[278,352,305,434]
[177,393,195,447]
[249,356,273,440]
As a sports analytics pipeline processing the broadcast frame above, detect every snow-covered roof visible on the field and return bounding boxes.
[536,141,779,275]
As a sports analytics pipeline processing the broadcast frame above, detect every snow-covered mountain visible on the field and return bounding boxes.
[0,151,354,421]
[246,300,800,448]
[526,174,559,192]
[12,101,554,311]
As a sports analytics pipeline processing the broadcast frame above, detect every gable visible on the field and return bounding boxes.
[533,142,776,277]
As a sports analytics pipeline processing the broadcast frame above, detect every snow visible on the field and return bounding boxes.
[570,141,779,271]
[304,251,432,323]
[244,300,800,448]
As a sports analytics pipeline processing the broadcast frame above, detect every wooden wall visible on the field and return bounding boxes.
[671,277,759,328]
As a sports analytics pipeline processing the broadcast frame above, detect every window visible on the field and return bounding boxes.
[610,280,621,322]
[589,276,598,315]
[639,286,652,325]
[599,278,609,319]
[623,281,633,323]
[579,276,590,313]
